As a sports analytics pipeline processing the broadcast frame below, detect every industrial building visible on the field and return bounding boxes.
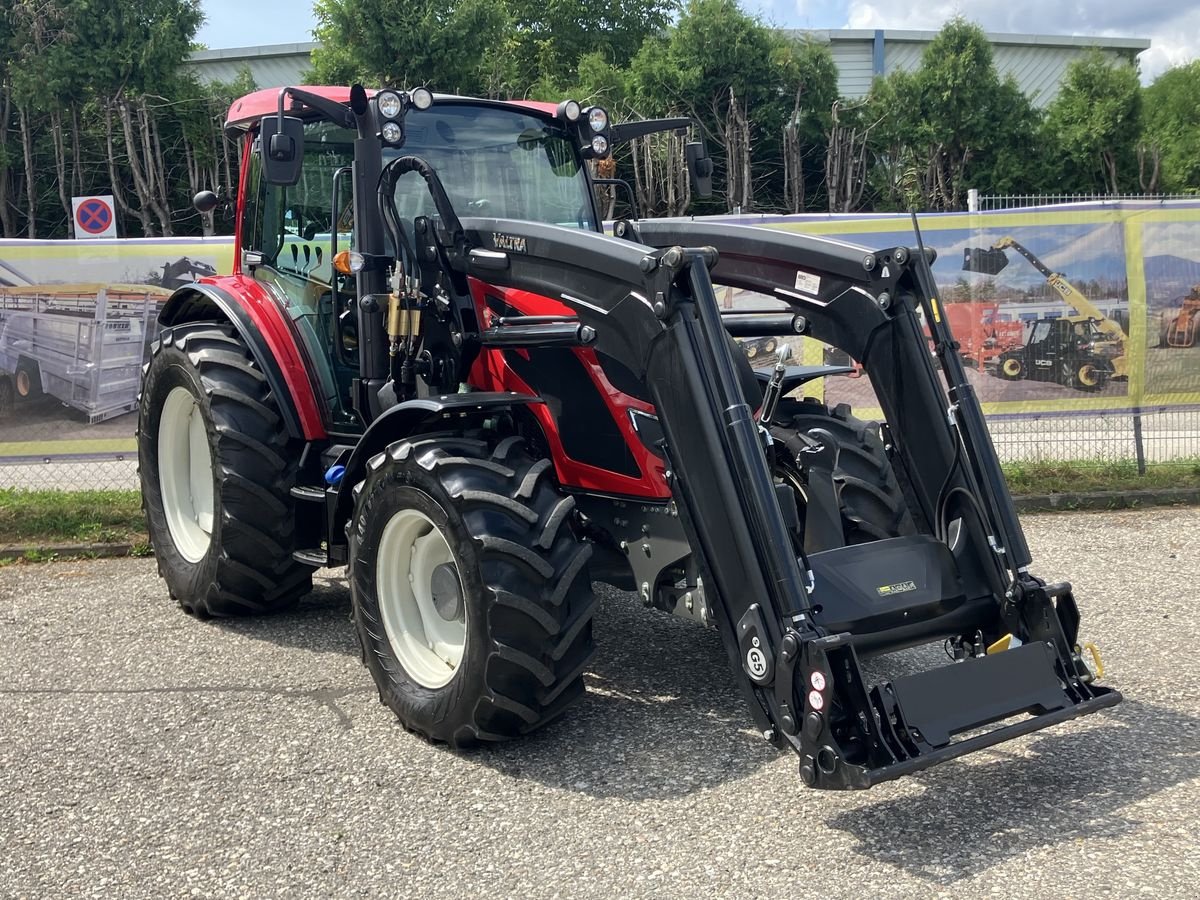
[186,30,1149,107]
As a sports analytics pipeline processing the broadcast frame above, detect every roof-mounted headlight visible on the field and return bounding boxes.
[587,107,608,133]
[410,87,433,110]
[591,135,609,157]
[376,90,403,120]
[557,99,581,123]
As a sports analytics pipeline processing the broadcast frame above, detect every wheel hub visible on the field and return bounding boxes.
[430,562,464,621]
[157,386,214,563]
[376,509,466,689]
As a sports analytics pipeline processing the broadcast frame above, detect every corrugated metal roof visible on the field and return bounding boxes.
[802,29,1148,107]
[186,43,317,88]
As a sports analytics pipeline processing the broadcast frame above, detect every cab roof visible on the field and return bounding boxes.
[225,86,558,133]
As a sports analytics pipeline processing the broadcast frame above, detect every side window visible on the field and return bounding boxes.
[243,123,356,301]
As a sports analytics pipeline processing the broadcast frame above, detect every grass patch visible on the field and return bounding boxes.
[0,462,1198,557]
[0,488,145,545]
[1002,459,1200,496]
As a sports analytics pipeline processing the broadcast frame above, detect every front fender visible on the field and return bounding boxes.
[158,277,326,440]
[332,391,545,532]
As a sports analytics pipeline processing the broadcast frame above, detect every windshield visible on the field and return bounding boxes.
[388,103,596,230]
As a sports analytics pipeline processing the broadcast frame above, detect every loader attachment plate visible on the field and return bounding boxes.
[800,636,1121,789]
[885,642,1073,747]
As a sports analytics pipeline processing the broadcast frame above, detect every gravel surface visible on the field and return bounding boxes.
[2,507,1198,898]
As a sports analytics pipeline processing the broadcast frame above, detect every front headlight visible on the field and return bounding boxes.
[377,90,403,120]
[587,107,608,133]
[381,121,404,145]
[591,135,609,156]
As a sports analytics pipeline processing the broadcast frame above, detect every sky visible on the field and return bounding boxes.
[195,0,1194,82]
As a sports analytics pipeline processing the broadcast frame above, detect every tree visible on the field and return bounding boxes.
[629,0,832,213]
[1142,61,1200,192]
[825,99,881,213]
[1044,49,1142,194]
[865,19,1045,211]
[68,0,205,236]
[310,0,511,96]
[508,0,674,98]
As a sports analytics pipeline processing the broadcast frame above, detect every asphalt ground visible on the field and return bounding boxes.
[2,507,1198,898]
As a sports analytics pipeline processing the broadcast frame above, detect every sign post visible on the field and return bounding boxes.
[71,195,118,239]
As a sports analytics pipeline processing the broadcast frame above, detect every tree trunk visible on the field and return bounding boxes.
[1138,144,1160,194]
[71,105,83,197]
[119,97,171,236]
[1101,149,1119,195]
[782,87,804,214]
[724,87,753,212]
[0,80,14,237]
[18,105,36,239]
[51,109,72,234]
[105,99,147,236]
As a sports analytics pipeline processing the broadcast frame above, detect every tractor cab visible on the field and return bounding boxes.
[215,86,709,433]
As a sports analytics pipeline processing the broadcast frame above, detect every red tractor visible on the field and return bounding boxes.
[138,85,1117,789]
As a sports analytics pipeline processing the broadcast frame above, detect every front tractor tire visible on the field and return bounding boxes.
[349,436,596,746]
[998,356,1025,381]
[1073,361,1107,392]
[768,399,914,544]
[137,323,313,617]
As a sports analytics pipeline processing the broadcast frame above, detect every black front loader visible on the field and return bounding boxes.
[428,216,1119,789]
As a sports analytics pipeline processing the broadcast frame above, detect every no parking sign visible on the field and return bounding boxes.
[71,195,118,239]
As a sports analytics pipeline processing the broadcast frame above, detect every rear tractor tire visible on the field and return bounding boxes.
[137,322,313,617]
[349,435,597,746]
[768,399,913,544]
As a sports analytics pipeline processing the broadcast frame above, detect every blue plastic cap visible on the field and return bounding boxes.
[324,464,346,486]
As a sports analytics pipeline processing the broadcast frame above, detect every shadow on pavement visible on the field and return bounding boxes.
[827,699,1200,884]
[218,575,782,799]
[213,575,1197,822]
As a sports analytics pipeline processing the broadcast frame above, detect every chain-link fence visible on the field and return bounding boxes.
[987,407,1200,470]
[5,406,1195,494]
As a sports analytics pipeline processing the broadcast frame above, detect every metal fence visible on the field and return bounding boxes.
[987,407,1200,470]
[970,190,1199,211]
[1,406,1196,494]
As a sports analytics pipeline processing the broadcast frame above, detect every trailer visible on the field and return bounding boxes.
[0,284,170,423]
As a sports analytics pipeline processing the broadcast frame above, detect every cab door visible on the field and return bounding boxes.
[240,121,362,431]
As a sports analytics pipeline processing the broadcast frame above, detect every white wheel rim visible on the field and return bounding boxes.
[158,386,215,564]
[376,509,466,688]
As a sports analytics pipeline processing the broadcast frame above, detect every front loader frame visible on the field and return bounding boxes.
[213,84,1119,789]
[318,212,1118,789]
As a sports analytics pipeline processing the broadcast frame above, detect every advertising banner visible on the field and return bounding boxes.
[0,237,233,469]
[715,201,1200,418]
[1,202,1198,477]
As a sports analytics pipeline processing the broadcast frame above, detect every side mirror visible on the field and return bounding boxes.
[193,190,218,213]
[685,141,713,199]
[261,115,305,186]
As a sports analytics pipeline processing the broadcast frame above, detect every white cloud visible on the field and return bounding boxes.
[844,0,1193,82]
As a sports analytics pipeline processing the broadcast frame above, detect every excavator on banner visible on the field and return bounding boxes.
[963,237,1128,392]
